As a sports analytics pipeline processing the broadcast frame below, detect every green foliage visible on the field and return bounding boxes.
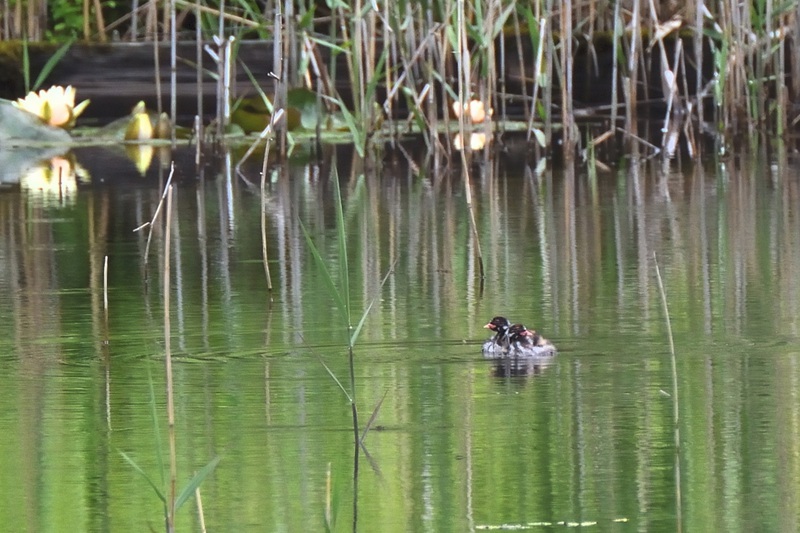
[48,2,85,39]
[46,0,117,40]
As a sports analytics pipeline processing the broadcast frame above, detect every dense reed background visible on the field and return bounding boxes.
[2,0,798,157]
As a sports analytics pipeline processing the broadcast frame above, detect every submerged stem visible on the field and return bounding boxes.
[654,253,682,531]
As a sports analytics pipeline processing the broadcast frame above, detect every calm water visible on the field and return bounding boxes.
[1,140,799,532]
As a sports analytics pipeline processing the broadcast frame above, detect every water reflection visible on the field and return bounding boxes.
[490,357,555,378]
[0,140,798,531]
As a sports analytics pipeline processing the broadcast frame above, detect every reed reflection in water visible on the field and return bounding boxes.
[0,142,798,531]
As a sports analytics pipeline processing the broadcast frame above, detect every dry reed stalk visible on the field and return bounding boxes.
[325,463,332,527]
[426,14,445,150]
[693,0,704,127]
[164,184,177,533]
[30,0,41,39]
[437,1,454,143]
[543,0,554,146]
[526,16,547,143]
[195,485,207,533]
[169,0,177,146]
[16,1,23,38]
[145,0,156,39]
[483,0,499,131]
[328,3,340,91]
[794,8,800,103]
[354,0,367,121]
[162,0,169,40]
[195,1,203,148]
[627,0,643,139]
[653,253,682,532]
[92,0,108,41]
[102,252,110,356]
[333,3,357,117]
[150,0,163,117]
[213,35,234,137]
[616,126,661,156]
[215,0,226,139]
[235,109,285,170]
[103,255,109,313]
[774,5,788,136]
[131,0,139,39]
[559,0,575,157]
[172,0,260,26]
[272,4,286,156]
[258,109,286,291]
[760,0,773,132]
[610,0,621,130]
[648,0,680,153]
[456,0,485,281]
[383,0,395,143]
[365,2,378,128]
[511,9,528,121]
[134,163,175,275]
[678,45,698,157]
[194,116,202,167]
[724,0,748,134]
[282,0,296,87]
[83,0,91,39]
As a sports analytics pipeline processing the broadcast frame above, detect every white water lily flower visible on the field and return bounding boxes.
[13,85,90,129]
[452,99,494,124]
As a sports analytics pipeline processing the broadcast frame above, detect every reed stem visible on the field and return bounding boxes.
[151,0,162,117]
[455,0,485,282]
[103,255,108,313]
[169,0,177,147]
[164,183,177,533]
[653,253,682,531]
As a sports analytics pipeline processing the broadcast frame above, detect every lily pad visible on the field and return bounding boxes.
[0,98,72,144]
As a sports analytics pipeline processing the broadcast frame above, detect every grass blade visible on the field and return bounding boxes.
[350,258,397,347]
[174,455,222,511]
[331,170,351,329]
[300,222,348,326]
[146,363,166,487]
[32,40,75,91]
[119,451,167,504]
[239,59,273,114]
[22,39,30,93]
[315,351,354,403]
[360,390,388,444]
[321,95,365,157]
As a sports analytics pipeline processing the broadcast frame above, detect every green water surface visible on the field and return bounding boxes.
[0,144,798,532]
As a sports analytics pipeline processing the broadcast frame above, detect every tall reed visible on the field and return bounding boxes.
[654,253,683,532]
[301,171,360,446]
[163,184,177,531]
[453,0,485,283]
[301,168,395,442]
[123,172,220,533]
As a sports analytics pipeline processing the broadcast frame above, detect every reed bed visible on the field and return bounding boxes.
[3,0,797,156]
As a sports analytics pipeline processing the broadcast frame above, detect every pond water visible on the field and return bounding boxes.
[1,139,799,532]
